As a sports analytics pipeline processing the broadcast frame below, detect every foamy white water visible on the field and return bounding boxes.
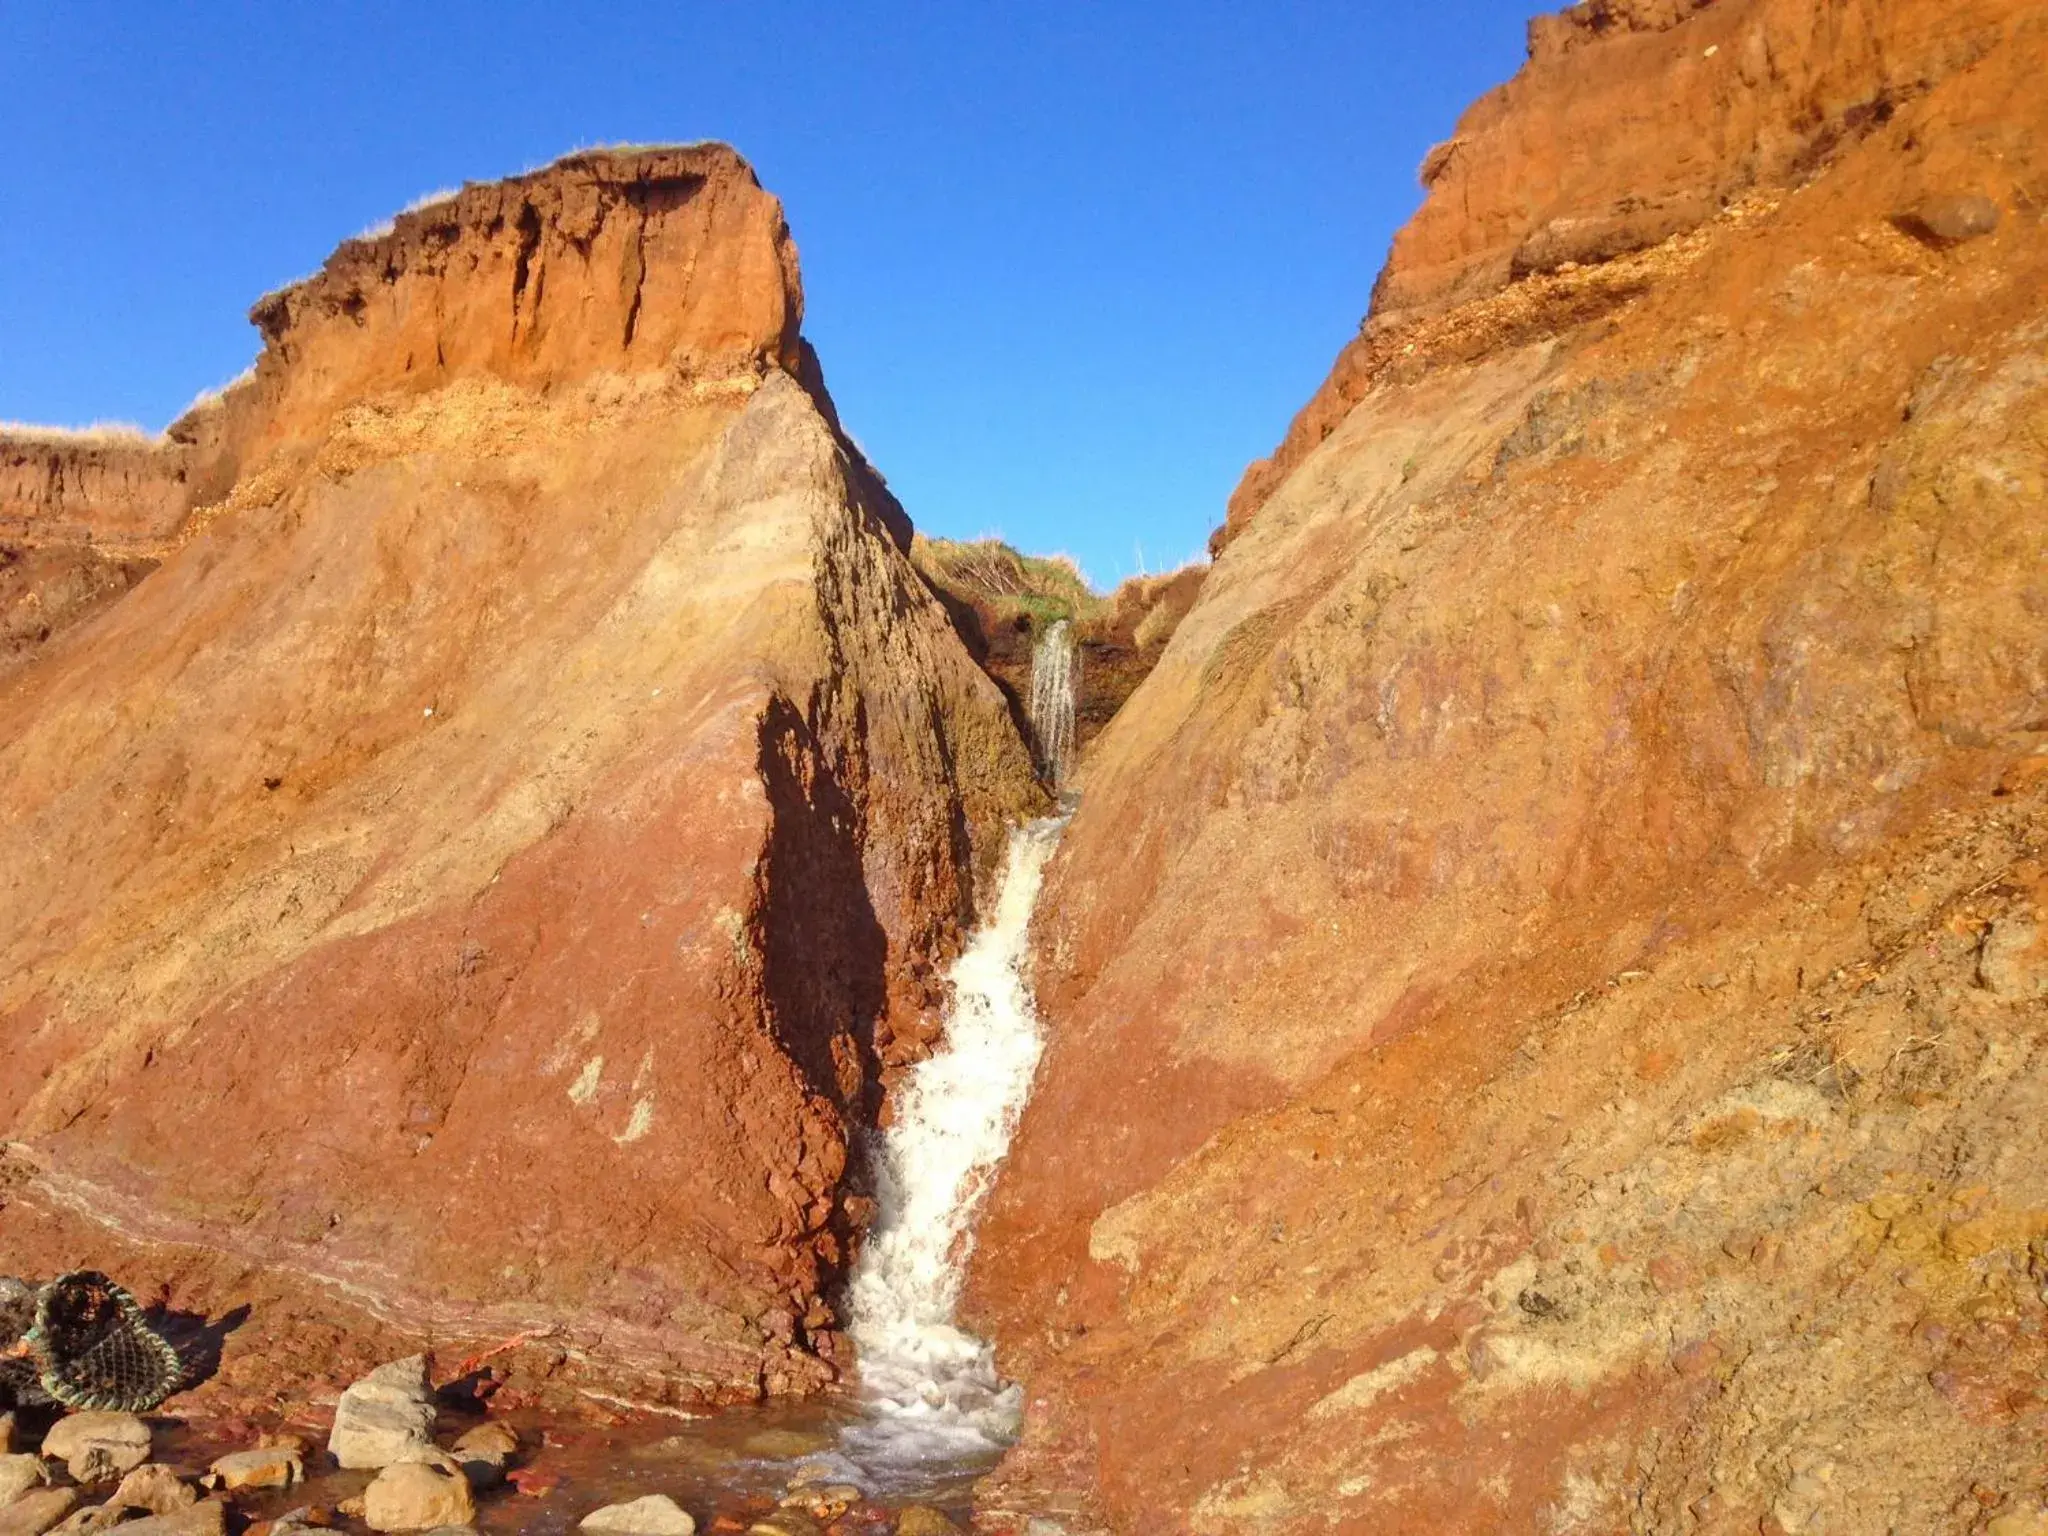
[841,813,1069,1471]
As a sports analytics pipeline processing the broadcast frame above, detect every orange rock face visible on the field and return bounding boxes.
[976,2,2048,1529]
[0,148,1042,1402]
[1222,0,2037,544]
[0,430,192,549]
[0,431,187,672]
[242,147,806,447]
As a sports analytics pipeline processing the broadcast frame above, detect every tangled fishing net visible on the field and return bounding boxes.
[0,1272,184,1413]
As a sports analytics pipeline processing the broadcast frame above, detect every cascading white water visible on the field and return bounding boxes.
[1028,620,1080,787]
[840,814,1069,1474]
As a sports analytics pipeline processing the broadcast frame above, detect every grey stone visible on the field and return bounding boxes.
[39,1415,150,1484]
[0,1456,50,1506]
[328,1355,438,1470]
[580,1494,697,1534]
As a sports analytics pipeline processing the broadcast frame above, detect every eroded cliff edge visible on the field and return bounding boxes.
[975,2,2048,1530]
[0,146,1044,1407]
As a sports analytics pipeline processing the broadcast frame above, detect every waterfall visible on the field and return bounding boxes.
[840,813,1069,1474]
[1027,620,1079,786]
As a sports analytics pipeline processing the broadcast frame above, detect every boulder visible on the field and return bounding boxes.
[45,1504,130,1535]
[0,1490,78,1536]
[1979,916,2046,1000]
[107,1505,227,1536]
[1898,193,2003,246]
[39,1415,150,1484]
[246,1510,332,1536]
[778,1485,860,1520]
[579,1495,697,1534]
[203,1446,303,1492]
[448,1422,517,1490]
[449,1422,518,1459]
[0,1456,50,1505]
[327,1357,437,1470]
[361,1460,475,1533]
[109,1465,197,1515]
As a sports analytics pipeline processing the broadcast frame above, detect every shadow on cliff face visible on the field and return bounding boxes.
[756,695,890,1133]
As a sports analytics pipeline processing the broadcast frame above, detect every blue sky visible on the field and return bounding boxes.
[0,1,1534,588]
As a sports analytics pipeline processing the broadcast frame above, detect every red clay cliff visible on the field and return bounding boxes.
[976,1,2048,1530]
[1220,0,2035,548]
[0,146,1042,1408]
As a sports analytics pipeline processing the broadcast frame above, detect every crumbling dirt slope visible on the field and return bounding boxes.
[0,147,1042,1407]
[0,430,188,673]
[972,2,2048,1529]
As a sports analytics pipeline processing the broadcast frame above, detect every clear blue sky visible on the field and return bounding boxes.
[0,1,1534,588]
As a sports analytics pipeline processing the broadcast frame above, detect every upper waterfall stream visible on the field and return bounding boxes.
[1027,619,1079,786]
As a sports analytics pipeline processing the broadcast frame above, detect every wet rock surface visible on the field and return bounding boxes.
[205,1446,303,1492]
[447,1424,516,1492]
